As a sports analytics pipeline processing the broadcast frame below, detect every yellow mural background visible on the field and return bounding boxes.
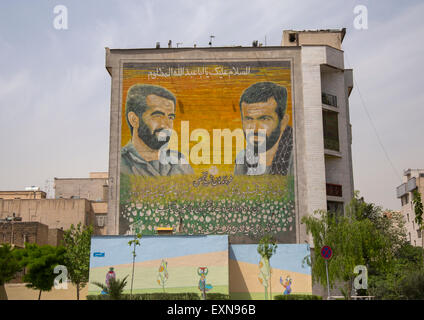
[121,63,292,175]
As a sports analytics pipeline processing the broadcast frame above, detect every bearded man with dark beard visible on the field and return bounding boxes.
[234,82,293,176]
[121,84,193,176]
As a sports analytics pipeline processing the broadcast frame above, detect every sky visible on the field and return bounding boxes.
[0,0,423,210]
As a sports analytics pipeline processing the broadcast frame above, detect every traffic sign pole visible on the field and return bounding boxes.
[325,260,330,299]
[321,246,333,299]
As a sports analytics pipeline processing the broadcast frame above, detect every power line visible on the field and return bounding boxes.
[345,53,402,182]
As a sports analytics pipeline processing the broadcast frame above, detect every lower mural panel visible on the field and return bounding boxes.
[88,236,311,299]
[229,244,312,300]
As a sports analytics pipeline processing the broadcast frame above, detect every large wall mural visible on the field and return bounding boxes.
[119,61,296,242]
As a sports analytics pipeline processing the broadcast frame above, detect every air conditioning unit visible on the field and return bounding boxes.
[97,216,105,227]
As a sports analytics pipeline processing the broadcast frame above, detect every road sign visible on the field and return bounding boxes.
[93,252,105,257]
[321,246,333,260]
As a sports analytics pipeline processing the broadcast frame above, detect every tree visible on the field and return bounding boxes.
[62,223,93,300]
[257,234,277,300]
[301,198,393,299]
[92,275,129,300]
[15,243,66,300]
[399,269,424,300]
[352,193,408,253]
[0,244,22,300]
[128,231,142,299]
[368,244,424,299]
[412,189,424,252]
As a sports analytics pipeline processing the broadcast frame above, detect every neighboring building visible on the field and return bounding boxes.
[0,198,96,233]
[0,172,109,237]
[396,168,424,247]
[54,172,109,235]
[0,190,46,200]
[54,172,108,201]
[0,221,48,247]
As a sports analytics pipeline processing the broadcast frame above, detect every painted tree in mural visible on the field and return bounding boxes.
[301,196,393,299]
[0,244,22,300]
[157,260,169,292]
[62,223,93,300]
[258,257,270,300]
[257,234,277,300]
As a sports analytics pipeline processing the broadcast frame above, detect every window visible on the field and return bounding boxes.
[401,194,409,206]
[326,184,343,197]
[418,230,422,238]
[407,213,410,222]
[327,201,344,217]
[289,33,298,43]
[409,232,411,242]
[323,110,340,151]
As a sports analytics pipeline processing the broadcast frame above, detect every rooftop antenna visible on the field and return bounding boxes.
[209,35,215,47]
[176,42,183,48]
[168,40,172,48]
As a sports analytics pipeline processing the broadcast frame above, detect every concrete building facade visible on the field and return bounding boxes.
[397,168,424,247]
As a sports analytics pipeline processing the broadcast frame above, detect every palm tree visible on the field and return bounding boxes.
[92,275,129,300]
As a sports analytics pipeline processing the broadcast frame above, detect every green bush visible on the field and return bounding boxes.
[87,292,201,300]
[274,294,322,300]
[205,293,230,300]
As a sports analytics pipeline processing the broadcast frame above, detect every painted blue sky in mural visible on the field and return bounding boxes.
[90,235,311,275]
[230,244,311,275]
[89,235,228,268]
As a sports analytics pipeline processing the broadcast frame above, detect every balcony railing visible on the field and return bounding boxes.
[322,92,338,108]
[397,177,417,198]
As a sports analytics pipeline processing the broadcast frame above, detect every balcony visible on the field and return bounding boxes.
[326,183,343,197]
[322,92,338,108]
[396,177,417,198]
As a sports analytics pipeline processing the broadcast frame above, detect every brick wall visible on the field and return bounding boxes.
[0,221,49,247]
[48,228,64,246]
